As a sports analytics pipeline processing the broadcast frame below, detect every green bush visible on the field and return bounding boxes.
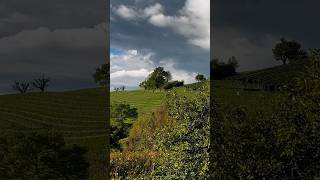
[151,89,210,178]
[110,151,159,179]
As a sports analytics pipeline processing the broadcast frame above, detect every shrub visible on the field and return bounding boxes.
[110,151,160,179]
[151,89,210,178]
[127,106,168,151]
[111,103,138,122]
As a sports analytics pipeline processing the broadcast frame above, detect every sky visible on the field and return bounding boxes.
[212,0,320,72]
[110,0,210,90]
[0,0,108,94]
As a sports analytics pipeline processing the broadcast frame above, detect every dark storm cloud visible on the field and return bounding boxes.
[110,0,210,87]
[212,0,320,71]
[0,0,107,37]
[0,0,108,94]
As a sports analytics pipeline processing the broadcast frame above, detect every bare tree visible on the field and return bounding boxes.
[12,81,30,94]
[32,74,51,92]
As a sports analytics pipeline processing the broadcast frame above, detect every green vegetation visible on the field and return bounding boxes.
[272,38,307,64]
[0,132,89,179]
[210,46,320,179]
[139,67,171,91]
[111,89,165,115]
[195,73,207,82]
[211,56,239,80]
[228,62,304,91]
[93,63,109,87]
[110,82,210,178]
[0,88,108,179]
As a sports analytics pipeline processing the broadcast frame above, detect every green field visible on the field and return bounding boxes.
[111,90,165,115]
[0,88,108,179]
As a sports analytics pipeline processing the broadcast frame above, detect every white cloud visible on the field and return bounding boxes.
[159,59,197,84]
[110,49,155,87]
[111,49,197,88]
[143,3,163,17]
[113,0,210,50]
[145,0,210,50]
[113,5,140,20]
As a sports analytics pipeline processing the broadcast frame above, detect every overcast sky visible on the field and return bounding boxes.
[212,0,320,71]
[0,0,108,94]
[110,0,210,89]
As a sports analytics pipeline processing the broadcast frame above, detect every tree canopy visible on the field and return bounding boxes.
[272,38,307,64]
[32,74,50,92]
[139,67,171,90]
[195,74,206,82]
[93,63,109,87]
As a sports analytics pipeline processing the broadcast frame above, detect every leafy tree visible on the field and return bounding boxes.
[272,38,307,65]
[32,74,50,92]
[139,67,171,91]
[0,132,89,179]
[93,63,109,87]
[195,74,206,82]
[12,81,30,94]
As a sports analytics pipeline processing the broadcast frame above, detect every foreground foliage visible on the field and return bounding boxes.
[210,49,320,179]
[0,132,89,179]
[111,83,210,178]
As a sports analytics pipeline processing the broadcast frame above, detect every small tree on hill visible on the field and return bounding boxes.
[139,67,171,91]
[93,63,109,87]
[272,38,307,65]
[195,74,206,82]
[12,81,30,94]
[32,74,50,92]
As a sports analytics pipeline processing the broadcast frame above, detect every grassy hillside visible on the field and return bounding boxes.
[213,80,279,115]
[0,88,108,179]
[229,62,304,89]
[111,90,165,115]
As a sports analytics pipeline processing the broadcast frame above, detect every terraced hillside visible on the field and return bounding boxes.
[0,88,108,179]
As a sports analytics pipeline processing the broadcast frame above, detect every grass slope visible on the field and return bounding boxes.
[0,88,108,179]
[111,89,165,115]
[213,80,277,114]
[229,62,304,87]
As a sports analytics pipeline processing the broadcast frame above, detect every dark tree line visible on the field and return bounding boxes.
[211,56,239,80]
